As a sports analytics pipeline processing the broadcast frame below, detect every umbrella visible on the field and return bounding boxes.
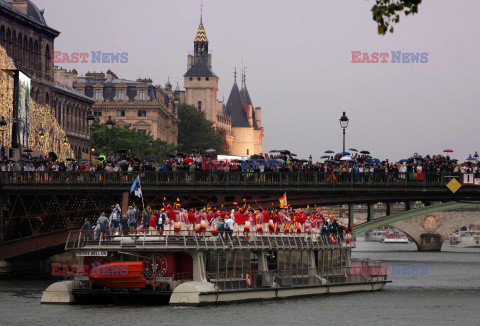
[324,150,334,154]
[360,150,370,155]
[17,158,31,163]
[280,150,291,155]
[371,158,381,164]
[349,148,358,152]
[48,152,58,161]
[324,160,336,163]
[336,152,350,156]
[117,160,128,165]
[320,155,330,159]
[167,154,176,158]
[340,156,351,161]
[141,157,151,164]
[399,159,410,163]
[117,149,128,153]
[289,153,297,157]
[269,150,280,153]
[183,158,193,163]
[205,149,216,153]
[443,149,454,153]
[191,149,198,153]
[273,158,285,163]
[465,157,477,162]
[66,158,76,161]
[177,152,187,158]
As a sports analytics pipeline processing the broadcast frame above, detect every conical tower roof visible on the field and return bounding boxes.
[225,81,250,128]
[194,21,208,42]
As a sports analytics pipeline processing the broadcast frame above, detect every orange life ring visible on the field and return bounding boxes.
[246,274,251,286]
[329,234,336,243]
[150,275,162,287]
[244,233,251,243]
[344,269,348,279]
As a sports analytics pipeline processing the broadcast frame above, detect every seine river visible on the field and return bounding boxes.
[1,240,479,326]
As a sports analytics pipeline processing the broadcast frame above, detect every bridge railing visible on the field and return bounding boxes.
[0,171,471,186]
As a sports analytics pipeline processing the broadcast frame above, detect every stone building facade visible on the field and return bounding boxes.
[180,16,263,156]
[57,69,179,145]
[0,0,93,157]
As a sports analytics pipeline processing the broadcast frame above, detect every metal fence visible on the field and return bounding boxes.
[65,230,354,251]
[0,171,470,186]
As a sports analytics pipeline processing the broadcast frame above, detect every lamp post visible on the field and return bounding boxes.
[106,116,114,154]
[87,111,95,164]
[339,111,349,156]
[0,116,6,146]
[309,154,312,164]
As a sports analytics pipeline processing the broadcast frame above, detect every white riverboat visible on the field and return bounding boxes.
[41,227,389,306]
[380,231,409,244]
[450,230,480,248]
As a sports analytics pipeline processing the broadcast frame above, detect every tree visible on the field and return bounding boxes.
[91,120,176,162]
[371,0,422,35]
[177,104,229,154]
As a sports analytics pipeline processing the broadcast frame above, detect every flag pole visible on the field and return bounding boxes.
[138,175,146,212]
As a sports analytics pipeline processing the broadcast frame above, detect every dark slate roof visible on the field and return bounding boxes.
[225,82,250,128]
[0,0,47,25]
[240,86,260,130]
[75,75,158,102]
[54,81,94,102]
[184,56,217,77]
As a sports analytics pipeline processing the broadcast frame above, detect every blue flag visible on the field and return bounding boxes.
[130,176,142,198]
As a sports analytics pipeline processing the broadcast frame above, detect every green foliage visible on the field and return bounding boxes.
[371,0,422,35]
[91,120,176,162]
[177,104,229,154]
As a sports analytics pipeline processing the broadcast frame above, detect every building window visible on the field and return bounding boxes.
[138,110,146,117]
[118,89,124,100]
[116,110,125,117]
[94,89,102,101]
[77,88,84,95]
[139,89,146,101]
[206,77,209,81]
[198,101,202,110]
[93,110,102,117]
[197,77,201,81]
[189,77,193,81]
[247,149,249,155]
[138,129,147,135]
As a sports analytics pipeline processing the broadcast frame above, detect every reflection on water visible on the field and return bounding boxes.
[1,240,479,326]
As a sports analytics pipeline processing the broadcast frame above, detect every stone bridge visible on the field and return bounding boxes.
[392,206,480,251]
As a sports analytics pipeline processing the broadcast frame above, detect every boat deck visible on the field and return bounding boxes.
[66,230,355,252]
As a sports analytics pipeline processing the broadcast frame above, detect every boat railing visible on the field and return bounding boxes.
[65,230,355,251]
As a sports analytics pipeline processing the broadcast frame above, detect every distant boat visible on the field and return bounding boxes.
[450,230,480,248]
[380,231,409,244]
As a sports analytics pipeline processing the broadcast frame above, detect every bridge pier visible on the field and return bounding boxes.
[367,203,374,222]
[348,204,355,227]
[386,202,392,216]
[417,234,443,251]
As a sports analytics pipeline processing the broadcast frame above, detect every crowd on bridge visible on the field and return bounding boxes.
[2,148,479,183]
[81,203,351,242]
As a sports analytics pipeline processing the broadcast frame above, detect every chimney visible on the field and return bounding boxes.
[12,0,28,15]
[207,54,212,69]
[255,107,261,128]
[187,54,193,71]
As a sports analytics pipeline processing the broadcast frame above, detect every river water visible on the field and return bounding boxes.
[0,240,479,326]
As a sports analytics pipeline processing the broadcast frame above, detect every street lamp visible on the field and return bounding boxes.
[63,138,68,146]
[39,131,45,139]
[309,154,312,163]
[0,116,6,146]
[339,111,349,156]
[106,115,114,153]
[87,110,95,164]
